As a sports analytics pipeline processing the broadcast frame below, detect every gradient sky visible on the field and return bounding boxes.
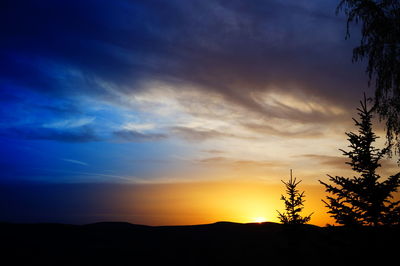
[1,0,398,226]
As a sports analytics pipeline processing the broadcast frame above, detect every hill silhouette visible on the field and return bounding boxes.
[1,221,399,265]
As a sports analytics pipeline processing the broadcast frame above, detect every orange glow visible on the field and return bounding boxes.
[253,217,267,223]
[105,180,334,227]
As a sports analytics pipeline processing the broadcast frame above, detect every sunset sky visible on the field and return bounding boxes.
[1,0,398,226]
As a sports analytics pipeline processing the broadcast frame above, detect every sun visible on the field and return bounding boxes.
[253,217,267,223]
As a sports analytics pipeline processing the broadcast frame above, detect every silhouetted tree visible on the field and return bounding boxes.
[277,170,312,225]
[337,0,400,158]
[320,95,400,226]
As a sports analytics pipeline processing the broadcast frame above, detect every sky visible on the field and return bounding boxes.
[1,0,398,226]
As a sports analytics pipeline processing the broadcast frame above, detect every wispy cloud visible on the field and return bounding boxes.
[201,149,225,154]
[298,154,347,168]
[241,122,324,138]
[43,117,96,129]
[61,158,88,166]
[113,129,168,142]
[170,126,238,141]
[121,122,156,132]
[194,156,288,168]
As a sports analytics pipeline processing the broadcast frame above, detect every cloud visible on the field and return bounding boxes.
[61,158,88,166]
[194,156,288,168]
[298,153,400,179]
[242,122,324,138]
[0,0,370,147]
[121,123,155,132]
[43,117,96,129]
[113,129,167,142]
[233,160,288,168]
[197,156,230,163]
[170,126,245,141]
[1,0,367,116]
[201,149,226,154]
[298,154,348,168]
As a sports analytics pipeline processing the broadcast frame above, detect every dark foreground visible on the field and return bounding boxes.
[1,222,399,265]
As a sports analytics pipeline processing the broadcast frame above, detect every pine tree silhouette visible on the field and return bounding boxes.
[277,170,312,225]
[320,95,400,226]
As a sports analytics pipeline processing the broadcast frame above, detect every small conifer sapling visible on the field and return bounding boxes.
[277,170,313,225]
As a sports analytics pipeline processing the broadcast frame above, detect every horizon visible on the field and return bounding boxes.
[0,180,329,226]
[1,0,399,227]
